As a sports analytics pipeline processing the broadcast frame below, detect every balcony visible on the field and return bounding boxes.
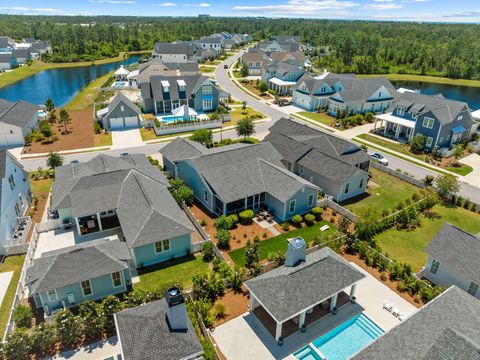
[4,216,32,255]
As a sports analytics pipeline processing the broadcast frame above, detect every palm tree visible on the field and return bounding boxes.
[58,109,71,134]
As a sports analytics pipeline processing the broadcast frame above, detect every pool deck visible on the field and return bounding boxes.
[212,261,418,360]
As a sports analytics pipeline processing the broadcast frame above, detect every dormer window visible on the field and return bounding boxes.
[378,92,382,98]
[397,106,405,116]
[320,86,326,93]
[177,79,186,92]
[411,110,418,119]
[161,80,170,93]
[458,115,463,121]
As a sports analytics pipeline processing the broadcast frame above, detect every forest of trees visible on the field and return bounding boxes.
[1,15,479,80]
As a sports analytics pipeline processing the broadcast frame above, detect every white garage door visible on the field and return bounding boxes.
[124,116,139,128]
[109,118,125,129]
[0,133,24,147]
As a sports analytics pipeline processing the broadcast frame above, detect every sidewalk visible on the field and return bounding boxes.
[20,144,111,160]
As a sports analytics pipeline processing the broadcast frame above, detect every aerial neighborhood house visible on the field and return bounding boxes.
[11,49,31,65]
[96,93,142,129]
[419,223,480,299]
[0,53,17,71]
[194,36,224,51]
[352,286,480,360]
[240,51,270,75]
[0,150,32,254]
[374,91,475,151]
[0,98,39,147]
[0,36,15,52]
[50,154,194,268]
[139,73,220,114]
[245,241,365,342]
[0,36,51,66]
[152,42,198,63]
[265,118,371,202]
[160,139,319,221]
[270,51,307,68]
[261,62,306,95]
[133,58,200,85]
[256,37,302,54]
[26,239,133,316]
[114,287,203,360]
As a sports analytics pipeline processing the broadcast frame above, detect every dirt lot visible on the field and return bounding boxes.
[213,287,249,327]
[189,203,276,251]
[23,108,95,154]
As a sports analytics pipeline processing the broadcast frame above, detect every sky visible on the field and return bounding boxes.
[0,0,479,23]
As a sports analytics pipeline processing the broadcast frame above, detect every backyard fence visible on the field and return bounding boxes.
[317,198,358,223]
[182,203,211,242]
[371,162,426,188]
[2,217,33,256]
[3,224,41,341]
[152,118,223,136]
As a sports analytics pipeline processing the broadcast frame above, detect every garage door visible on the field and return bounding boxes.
[110,118,125,129]
[124,116,139,128]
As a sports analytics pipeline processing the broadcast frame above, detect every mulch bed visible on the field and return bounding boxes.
[213,287,249,327]
[23,107,95,154]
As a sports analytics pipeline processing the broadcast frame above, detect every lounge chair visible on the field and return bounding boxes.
[391,307,401,317]
[382,300,394,312]
[397,311,412,321]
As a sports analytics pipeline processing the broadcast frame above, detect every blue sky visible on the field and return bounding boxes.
[0,0,479,22]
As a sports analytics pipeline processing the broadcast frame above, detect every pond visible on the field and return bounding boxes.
[0,55,141,107]
[392,80,480,111]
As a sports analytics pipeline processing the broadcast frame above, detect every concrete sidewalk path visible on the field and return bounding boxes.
[0,271,13,308]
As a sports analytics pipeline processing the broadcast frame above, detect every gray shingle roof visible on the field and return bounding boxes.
[104,93,141,120]
[245,247,365,322]
[25,240,131,294]
[352,286,480,360]
[153,42,197,56]
[160,137,209,163]
[0,99,38,128]
[425,223,480,284]
[394,91,469,124]
[115,299,203,360]
[144,74,211,103]
[330,77,397,104]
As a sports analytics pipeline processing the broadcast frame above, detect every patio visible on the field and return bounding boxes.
[373,113,415,143]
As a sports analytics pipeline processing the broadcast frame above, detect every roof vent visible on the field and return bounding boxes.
[165,287,188,331]
[285,237,306,267]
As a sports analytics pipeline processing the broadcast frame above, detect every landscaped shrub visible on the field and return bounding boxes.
[216,229,231,249]
[3,329,32,360]
[239,209,254,224]
[253,235,260,243]
[214,303,227,319]
[99,296,122,334]
[291,214,303,227]
[31,323,57,355]
[262,232,268,238]
[273,251,286,268]
[380,272,387,281]
[304,213,315,226]
[174,185,194,206]
[281,222,290,231]
[245,242,262,277]
[56,309,83,345]
[202,242,215,262]
[199,218,207,227]
[214,215,232,231]
[13,305,33,329]
[311,206,323,220]
[79,301,103,339]
[228,214,238,226]
[193,273,225,301]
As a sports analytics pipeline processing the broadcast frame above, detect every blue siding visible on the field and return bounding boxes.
[132,233,192,268]
[176,160,214,212]
[413,112,441,150]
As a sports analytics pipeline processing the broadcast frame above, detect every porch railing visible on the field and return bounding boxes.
[3,217,33,256]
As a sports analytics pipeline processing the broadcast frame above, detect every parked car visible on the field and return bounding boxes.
[70,160,79,164]
[368,151,389,166]
[224,64,228,69]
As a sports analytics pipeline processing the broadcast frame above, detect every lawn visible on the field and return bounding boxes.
[93,133,112,147]
[343,168,419,217]
[375,204,480,271]
[134,254,211,292]
[199,66,215,73]
[30,177,53,194]
[229,107,266,123]
[228,220,337,267]
[0,255,26,336]
[64,72,114,111]
[445,165,474,176]
[297,112,336,127]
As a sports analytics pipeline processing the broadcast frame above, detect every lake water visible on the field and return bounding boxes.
[392,80,480,111]
[0,55,141,107]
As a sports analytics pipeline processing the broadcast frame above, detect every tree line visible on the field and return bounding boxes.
[1,15,479,79]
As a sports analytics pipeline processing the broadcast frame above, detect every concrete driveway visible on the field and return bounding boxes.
[111,128,144,149]
[461,153,480,187]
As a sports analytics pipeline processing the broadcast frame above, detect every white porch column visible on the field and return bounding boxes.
[75,217,81,236]
[97,213,103,231]
[330,293,338,312]
[395,125,401,140]
[275,321,283,341]
[383,121,388,135]
[349,284,357,301]
[373,117,377,131]
[298,310,307,329]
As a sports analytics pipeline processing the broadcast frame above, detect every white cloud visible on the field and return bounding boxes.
[365,2,402,10]
[185,2,211,6]
[88,0,135,3]
[233,0,358,15]
[444,11,480,18]
[158,2,176,6]
[0,6,62,13]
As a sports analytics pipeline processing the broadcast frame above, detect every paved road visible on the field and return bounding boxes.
[20,49,480,203]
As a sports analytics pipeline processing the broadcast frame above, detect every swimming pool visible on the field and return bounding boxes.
[160,116,179,123]
[294,313,383,360]
[113,81,127,88]
[37,110,47,117]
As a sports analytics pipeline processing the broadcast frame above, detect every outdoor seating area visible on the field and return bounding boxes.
[255,207,274,224]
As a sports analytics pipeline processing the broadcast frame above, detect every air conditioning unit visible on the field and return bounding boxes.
[66,293,76,305]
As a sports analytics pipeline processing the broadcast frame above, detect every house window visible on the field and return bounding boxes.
[320,86,326,93]
[47,289,58,301]
[289,200,296,214]
[155,239,170,253]
[397,106,405,116]
[378,92,382,98]
[359,178,364,188]
[458,115,463,121]
[112,272,122,287]
[202,85,213,94]
[120,105,124,112]
[307,193,314,207]
[430,259,440,275]
[8,175,15,190]
[299,165,303,174]
[179,85,185,92]
[422,117,435,129]
[203,99,213,110]
[426,137,434,148]
[467,281,479,297]
[344,183,350,194]
[81,280,93,296]
[411,111,418,120]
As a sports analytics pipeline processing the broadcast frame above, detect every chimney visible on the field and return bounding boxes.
[284,237,306,267]
[165,287,188,331]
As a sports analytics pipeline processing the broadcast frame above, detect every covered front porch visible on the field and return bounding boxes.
[374,113,416,143]
[74,211,121,236]
[268,77,296,96]
[250,287,357,342]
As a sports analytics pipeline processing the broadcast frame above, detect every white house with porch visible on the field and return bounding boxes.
[244,238,365,343]
[374,112,416,143]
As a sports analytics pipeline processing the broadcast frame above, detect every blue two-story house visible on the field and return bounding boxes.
[374,92,475,151]
[161,139,319,222]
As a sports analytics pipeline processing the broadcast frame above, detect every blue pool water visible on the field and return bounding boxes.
[294,314,383,360]
[160,116,178,123]
[114,81,127,88]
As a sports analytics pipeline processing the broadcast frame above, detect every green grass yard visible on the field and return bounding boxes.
[228,221,337,267]
[0,255,26,336]
[375,205,480,271]
[297,112,336,127]
[134,254,211,292]
[343,168,419,217]
[199,66,215,73]
[229,107,266,123]
[93,133,112,147]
